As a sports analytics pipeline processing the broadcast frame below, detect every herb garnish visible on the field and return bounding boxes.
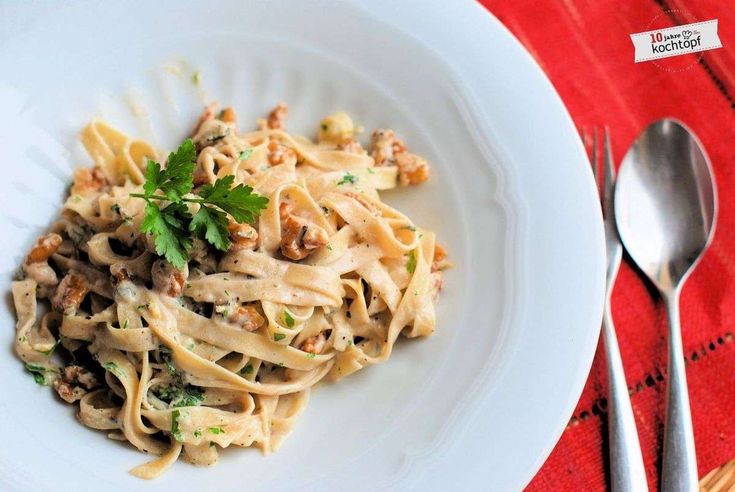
[283,310,295,328]
[25,363,54,386]
[274,333,286,342]
[171,409,184,442]
[156,383,204,408]
[337,172,357,186]
[239,363,253,375]
[406,249,417,274]
[239,148,253,161]
[208,427,225,435]
[159,347,178,375]
[130,139,268,269]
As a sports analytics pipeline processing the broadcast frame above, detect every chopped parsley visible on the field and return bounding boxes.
[208,427,225,435]
[122,319,129,329]
[156,383,204,408]
[336,172,358,186]
[159,348,178,375]
[306,353,316,359]
[406,249,417,274]
[239,363,253,375]
[326,243,333,251]
[171,409,184,442]
[239,148,253,161]
[283,310,295,328]
[274,333,286,342]
[25,363,54,386]
[367,167,375,175]
[401,225,417,232]
[194,429,202,438]
[130,140,268,269]
[102,362,119,374]
[191,71,201,86]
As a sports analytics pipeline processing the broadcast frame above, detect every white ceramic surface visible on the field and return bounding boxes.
[0,1,605,490]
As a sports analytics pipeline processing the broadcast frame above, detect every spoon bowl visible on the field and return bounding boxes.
[614,117,717,492]
[615,118,717,291]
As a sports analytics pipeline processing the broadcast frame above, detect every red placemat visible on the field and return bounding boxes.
[477,0,735,490]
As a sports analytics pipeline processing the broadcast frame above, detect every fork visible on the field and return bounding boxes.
[583,127,648,491]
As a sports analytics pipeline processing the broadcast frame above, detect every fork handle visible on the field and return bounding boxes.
[603,304,648,492]
[661,289,698,492]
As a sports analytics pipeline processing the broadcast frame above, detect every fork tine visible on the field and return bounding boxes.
[602,127,615,212]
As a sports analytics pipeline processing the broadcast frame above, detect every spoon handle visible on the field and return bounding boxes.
[661,289,698,492]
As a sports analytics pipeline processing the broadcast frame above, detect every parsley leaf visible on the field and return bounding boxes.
[133,139,268,270]
[143,160,164,197]
[239,363,253,375]
[208,427,225,435]
[189,205,230,251]
[274,333,286,342]
[148,139,196,201]
[197,175,269,224]
[283,310,295,328]
[141,202,192,270]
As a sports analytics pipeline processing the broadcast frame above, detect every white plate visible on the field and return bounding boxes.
[0,1,605,490]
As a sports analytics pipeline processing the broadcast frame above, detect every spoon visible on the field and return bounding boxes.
[614,118,717,491]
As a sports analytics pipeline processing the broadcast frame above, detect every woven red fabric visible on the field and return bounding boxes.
[477,1,735,490]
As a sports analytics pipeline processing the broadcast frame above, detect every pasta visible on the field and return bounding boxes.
[11,102,449,478]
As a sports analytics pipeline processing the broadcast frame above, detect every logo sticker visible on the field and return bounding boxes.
[630,19,722,63]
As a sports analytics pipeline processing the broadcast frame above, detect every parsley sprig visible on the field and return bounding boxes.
[131,139,269,269]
